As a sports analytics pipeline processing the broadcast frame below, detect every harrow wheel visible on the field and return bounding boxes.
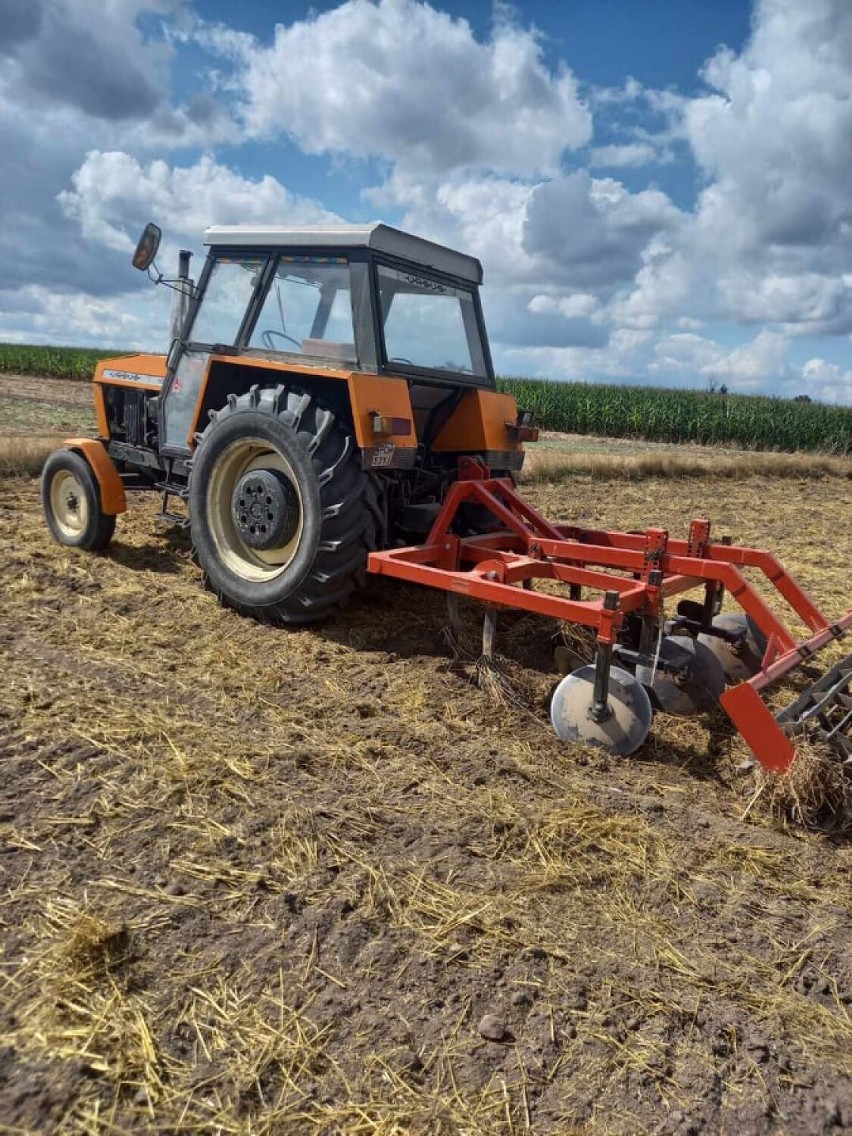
[698,613,768,683]
[41,448,116,551]
[636,635,726,716]
[189,386,381,625]
[550,664,652,756]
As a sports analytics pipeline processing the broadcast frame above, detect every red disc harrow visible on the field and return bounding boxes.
[368,460,851,771]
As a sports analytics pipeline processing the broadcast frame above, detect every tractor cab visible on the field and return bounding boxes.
[161,224,496,456]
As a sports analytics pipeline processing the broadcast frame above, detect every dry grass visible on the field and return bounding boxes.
[0,436,60,477]
[521,446,852,483]
[747,739,851,831]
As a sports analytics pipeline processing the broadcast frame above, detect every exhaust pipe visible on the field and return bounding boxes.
[170,249,193,341]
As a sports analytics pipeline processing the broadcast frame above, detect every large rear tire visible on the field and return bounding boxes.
[41,448,116,551]
[189,386,379,624]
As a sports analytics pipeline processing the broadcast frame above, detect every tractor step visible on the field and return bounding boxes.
[155,511,190,528]
[155,482,190,528]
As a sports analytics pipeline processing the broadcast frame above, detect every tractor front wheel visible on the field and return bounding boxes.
[41,448,116,551]
[189,386,379,624]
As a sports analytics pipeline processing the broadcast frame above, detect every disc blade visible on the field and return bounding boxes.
[698,613,768,683]
[550,664,653,756]
[636,635,726,716]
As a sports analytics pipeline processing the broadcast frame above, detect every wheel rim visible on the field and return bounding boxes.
[49,470,88,539]
[206,436,304,582]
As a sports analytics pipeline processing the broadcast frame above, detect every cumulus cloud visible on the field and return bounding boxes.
[59,151,342,253]
[1,0,851,401]
[529,294,602,320]
[367,164,683,360]
[624,0,852,337]
[0,0,240,306]
[219,0,591,178]
[0,0,178,121]
[650,329,792,392]
[589,143,659,168]
[522,172,683,290]
[496,326,652,382]
[796,358,852,405]
[0,282,171,351]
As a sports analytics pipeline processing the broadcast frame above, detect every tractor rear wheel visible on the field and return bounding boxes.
[189,386,379,624]
[41,448,116,551]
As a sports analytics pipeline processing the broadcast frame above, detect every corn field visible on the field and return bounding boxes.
[0,343,118,382]
[499,377,851,455]
[1,343,848,454]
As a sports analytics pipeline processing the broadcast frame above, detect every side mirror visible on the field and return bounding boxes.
[132,222,162,271]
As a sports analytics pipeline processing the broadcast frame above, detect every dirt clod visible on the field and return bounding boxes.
[477,1012,508,1042]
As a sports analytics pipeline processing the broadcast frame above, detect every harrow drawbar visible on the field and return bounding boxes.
[368,460,852,771]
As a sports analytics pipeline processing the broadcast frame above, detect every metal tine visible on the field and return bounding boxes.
[824,706,852,741]
[482,606,498,661]
[446,594,463,645]
[799,671,852,722]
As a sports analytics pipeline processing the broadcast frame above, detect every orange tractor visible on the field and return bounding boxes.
[42,222,851,770]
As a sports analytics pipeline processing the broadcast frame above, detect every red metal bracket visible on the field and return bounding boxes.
[687,519,711,558]
[457,456,490,480]
[642,529,668,581]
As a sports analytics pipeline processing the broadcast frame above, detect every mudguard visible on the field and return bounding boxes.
[64,438,127,515]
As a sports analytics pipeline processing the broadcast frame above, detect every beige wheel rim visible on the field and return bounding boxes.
[206,436,304,582]
[50,470,88,539]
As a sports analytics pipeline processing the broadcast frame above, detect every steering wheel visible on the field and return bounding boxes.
[388,356,415,366]
[261,329,301,351]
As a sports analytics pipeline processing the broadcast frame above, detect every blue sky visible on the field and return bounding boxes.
[1,0,850,403]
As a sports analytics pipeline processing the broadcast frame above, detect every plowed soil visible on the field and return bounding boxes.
[1,453,850,1133]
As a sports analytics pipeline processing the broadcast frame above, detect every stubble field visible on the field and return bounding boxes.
[0,375,850,1135]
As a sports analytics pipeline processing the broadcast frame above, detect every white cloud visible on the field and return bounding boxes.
[59,151,341,253]
[796,358,852,404]
[0,0,178,121]
[529,293,601,320]
[0,283,171,351]
[589,142,659,168]
[221,0,591,178]
[0,0,240,304]
[1,0,850,404]
[495,331,644,382]
[366,164,684,363]
[650,329,791,392]
[624,0,852,337]
[522,172,683,290]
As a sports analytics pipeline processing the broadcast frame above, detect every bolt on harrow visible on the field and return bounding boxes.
[368,460,851,770]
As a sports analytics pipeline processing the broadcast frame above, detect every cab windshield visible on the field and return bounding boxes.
[377,264,487,377]
[248,258,359,363]
[189,256,263,346]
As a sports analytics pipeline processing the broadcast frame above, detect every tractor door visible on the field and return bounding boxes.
[160,254,270,453]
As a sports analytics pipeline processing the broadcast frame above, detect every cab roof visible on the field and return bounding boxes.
[203,222,483,284]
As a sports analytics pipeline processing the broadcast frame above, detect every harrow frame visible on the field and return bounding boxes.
[368,460,851,772]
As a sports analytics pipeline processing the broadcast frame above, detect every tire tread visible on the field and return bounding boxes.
[191,385,379,625]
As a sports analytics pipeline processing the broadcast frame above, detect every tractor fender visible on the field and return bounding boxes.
[63,438,127,515]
